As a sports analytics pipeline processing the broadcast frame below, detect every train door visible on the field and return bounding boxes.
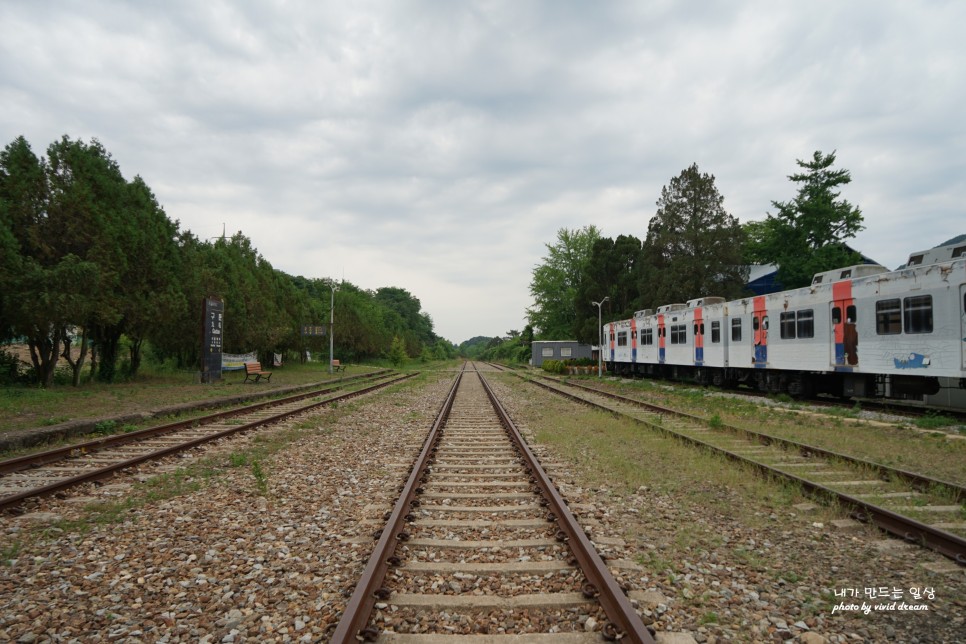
[631,318,638,367]
[657,314,666,364]
[752,296,767,367]
[693,307,704,365]
[608,322,615,364]
[831,281,858,368]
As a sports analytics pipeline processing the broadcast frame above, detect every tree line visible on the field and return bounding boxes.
[0,135,455,387]
[526,152,864,346]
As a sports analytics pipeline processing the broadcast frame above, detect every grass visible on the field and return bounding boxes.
[579,376,966,487]
[0,361,380,436]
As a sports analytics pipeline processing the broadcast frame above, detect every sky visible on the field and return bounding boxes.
[2,1,964,344]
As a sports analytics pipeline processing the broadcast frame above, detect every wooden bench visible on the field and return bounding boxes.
[244,362,273,383]
[331,359,346,373]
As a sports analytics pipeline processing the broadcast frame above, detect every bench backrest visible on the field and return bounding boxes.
[331,359,341,367]
[245,362,262,373]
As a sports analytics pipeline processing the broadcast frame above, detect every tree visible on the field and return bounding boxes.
[639,164,748,309]
[574,235,644,344]
[752,150,865,289]
[527,225,601,338]
[387,335,408,367]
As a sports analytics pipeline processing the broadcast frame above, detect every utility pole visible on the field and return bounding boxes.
[329,282,339,374]
[592,297,609,377]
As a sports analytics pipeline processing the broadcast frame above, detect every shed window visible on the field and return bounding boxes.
[903,295,933,334]
[560,347,572,357]
[876,299,901,335]
[541,347,553,357]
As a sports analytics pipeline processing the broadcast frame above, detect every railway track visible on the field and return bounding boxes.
[0,370,413,512]
[333,363,656,643]
[517,372,966,565]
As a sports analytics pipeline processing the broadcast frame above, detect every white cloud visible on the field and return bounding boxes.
[2,0,965,342]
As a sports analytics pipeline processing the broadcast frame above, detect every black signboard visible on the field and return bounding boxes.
[301,325,327,337]
[202,296,224,383]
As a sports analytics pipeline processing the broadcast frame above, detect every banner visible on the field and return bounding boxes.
[222,351,258,371]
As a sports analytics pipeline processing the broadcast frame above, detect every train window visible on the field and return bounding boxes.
[780,312,796,339]
[876,299,901,335]
[711,321,721,343]
[631,330,637,339]
[732,318,742,342]
[846,305,856,324]
[642,328,653,345]
[670,324,687,344]
[907,254,924,266]
[832,307,841,325]
[753,317,759,331]
[797,309,814,338]
[903,295,933,334]
[762,316,768,330]
[952,245,966,258]
[617,331,628,347]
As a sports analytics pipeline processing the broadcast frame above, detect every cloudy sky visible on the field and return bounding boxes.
[2,1,964,343]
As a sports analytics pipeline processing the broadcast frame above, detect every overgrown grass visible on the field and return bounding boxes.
[0,361,384,436]
[573,376,966,487]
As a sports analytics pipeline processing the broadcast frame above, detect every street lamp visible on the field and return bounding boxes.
[592,297,609,377]
[329,282,339,374]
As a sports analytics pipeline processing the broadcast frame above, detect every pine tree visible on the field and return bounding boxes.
[639,164,747,308]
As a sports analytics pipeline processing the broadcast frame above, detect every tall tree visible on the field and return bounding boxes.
[639,164,748,309]
[574,235,644,344]
[527,225,601,338]
[0,136,103,386]
[45,136,130,382]
[752,150,865,289]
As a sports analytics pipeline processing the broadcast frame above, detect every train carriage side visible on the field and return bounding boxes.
[608,319,635,374]
[852,257,966,396]
[634,310,660,375]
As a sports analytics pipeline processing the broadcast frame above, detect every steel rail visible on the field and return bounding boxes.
[0,373,415,511]
[331,365,464,643]
[546,375,966,503]
[476,370,655,644]
[523,375,966,565]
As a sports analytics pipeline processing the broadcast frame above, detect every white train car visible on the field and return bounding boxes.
[604,255,966,401]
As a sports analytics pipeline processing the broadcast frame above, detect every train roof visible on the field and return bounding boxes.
[810,264,888,286]
[905,241,966,268]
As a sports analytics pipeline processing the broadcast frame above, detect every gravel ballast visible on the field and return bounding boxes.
[1,369,963,642]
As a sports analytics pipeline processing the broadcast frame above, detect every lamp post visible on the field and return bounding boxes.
[329,282,339,374]
[592,297,609,377]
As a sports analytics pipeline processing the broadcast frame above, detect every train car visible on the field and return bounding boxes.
[604,255,966,401]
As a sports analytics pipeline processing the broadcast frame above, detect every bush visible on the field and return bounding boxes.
[542,360,567,374]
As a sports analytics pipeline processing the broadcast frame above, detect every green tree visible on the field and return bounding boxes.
[639,164,748,309]
[574,235,644,344]
[387,335,408,367]
[527,225,601,338]
[0,136,105,386]
[751,150,865,289]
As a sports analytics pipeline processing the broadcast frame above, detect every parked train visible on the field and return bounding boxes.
[604,243,966,400]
